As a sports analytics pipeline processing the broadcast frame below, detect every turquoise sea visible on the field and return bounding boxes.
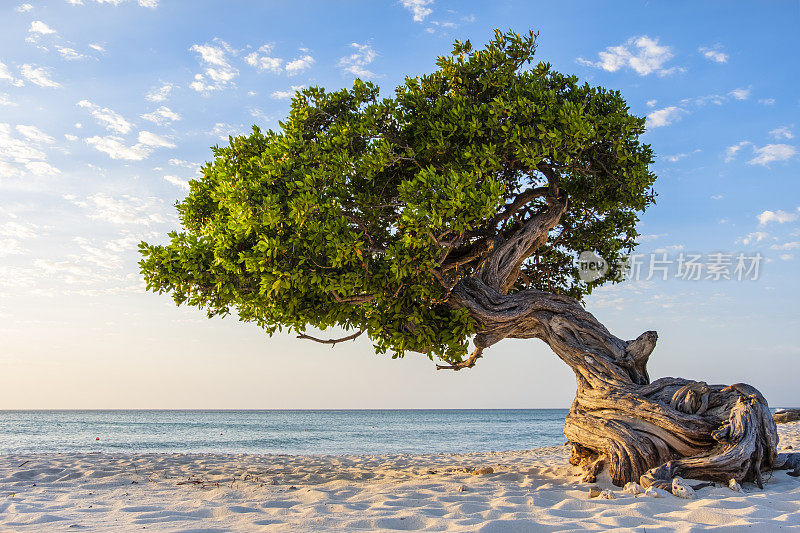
[0,410,569,455]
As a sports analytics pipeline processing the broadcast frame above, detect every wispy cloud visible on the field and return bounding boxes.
[56,46,87,61]
[136,131,175,148]
[338,43,378,78]
[769,126,794,140]
[578,36,682,76]
[29,20,56,35]
[698,45,728,63]
[270,85,304,100]
[757,208,799,226]
[85,135,150,160]
[400,0,433,22]
[145,82,174,102]
[164,175,190,190]
[285,53,315,75]
[245,45,283,73]
[738,231,770,245]
[728,87,751,101]
[189,39,238,92]
[141,106,180,126]
[65,193,168,226]
[15,125,55,144]
[724,141,750,162]
[0,123,60,179]
[748,144,796,166]
[646,106,684,129]
[77,100,132,134]
[20,64,61,88]
[67,0,159,7]
[0,62,24,87]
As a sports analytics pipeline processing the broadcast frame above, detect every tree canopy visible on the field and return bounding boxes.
[139,30,656,367]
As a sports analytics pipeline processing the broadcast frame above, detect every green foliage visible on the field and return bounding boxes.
[140,30,656,365]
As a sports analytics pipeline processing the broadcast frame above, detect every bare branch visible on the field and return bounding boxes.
[297,330,363,347]
[490,186,549,227]
[331,290,376,304]
[435,345,484,371]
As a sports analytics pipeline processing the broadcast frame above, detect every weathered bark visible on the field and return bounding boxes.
[450,276,800,489]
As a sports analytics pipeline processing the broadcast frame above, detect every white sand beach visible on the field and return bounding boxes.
[1,422,798,532]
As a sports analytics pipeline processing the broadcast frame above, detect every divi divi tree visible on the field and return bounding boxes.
[140,31,799,490]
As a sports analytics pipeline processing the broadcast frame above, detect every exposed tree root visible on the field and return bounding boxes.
[451,276,800,489]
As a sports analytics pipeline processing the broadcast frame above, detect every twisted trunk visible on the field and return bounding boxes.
[451,276,799,489]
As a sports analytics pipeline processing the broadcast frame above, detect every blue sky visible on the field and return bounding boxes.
[1,1,799,409]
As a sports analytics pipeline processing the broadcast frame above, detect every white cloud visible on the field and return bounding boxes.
[748,144,796,166]
[578,36,681,76]
[65,134,78,141]
[646,106,684,129]
[85,135,150,160]
[757,208,799,226]
[724,141,751,162]
[141,106,181,125]
[65,193,167,225]
[779,254,794,261]
[739,231,769,245]
[245,45,283,73]
[189,40,238,92]
[769,126,794,140]
[270,85,304,99]
[285,54,315,75]
[72,236,125,269]
[711,194,724,200]
[68,0,158,6]
[646,99,657,107]
[338,43,377,78]
[0,220,38,240]
[77,100,132,134]
[698,45,728,63]
[25,161,61,176]
[83,130,174,161]
[770,241,800,251]
[191,43,229,67]
[137,130,175,148]
[662,152,688,162]
[16,3,34,12]
[89,43,105,52]
[758,98,775,106]
[145,82,174,102]
[56,46,87,61]
[0,238,27,257]
[15,125,55,144]
[208,122,246,140]
[164,175,190,190]
[29,21,56,35]
[249,108,269,122]
[168,158,199,171]
[20,64,61,88]
[0,62,24,87]
[0,123,47,163]
[400,0,433,22]
[0,124,61,179]
[728,87,751,101]
[0,94,15,107]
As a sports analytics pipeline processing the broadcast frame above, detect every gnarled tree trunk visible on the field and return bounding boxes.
[450,276,800,489]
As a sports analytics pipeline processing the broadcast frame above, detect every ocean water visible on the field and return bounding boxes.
[0,410,569,455]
